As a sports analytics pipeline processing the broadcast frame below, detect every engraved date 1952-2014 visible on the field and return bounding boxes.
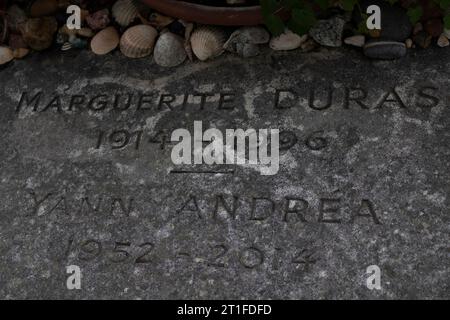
[59,238,319,272]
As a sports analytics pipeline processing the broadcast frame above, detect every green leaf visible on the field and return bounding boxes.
[287,7,316,35]
[444,14,450,29]
[407,6,423,24]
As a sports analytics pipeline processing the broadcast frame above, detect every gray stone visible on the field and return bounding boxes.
[0,47,449,299]
[309,17,345,47]
[224,26,270,57]
[363,41,407,60]
[153,32,186,68]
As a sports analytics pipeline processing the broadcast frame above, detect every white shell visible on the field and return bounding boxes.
[154,32,186,67]
[120,25,158,58]
[190,27,226,61]
[0,46,14,65]
[91,26,120,55]
[270,29,308,51]
[112,0,139,27]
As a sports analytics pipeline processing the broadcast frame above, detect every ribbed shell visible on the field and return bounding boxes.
[112,0,139,27]
[190,27,226,61]
[0,46,14,65]
[120,25,158,58]
[91,27,120,55]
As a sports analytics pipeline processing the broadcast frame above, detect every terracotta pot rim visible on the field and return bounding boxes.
[139,0,287,26]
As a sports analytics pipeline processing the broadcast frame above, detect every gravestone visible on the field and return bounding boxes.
[0,47,448,299]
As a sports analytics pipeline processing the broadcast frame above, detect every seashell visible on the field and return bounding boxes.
[270,29,308,51]
[30,0,59,17]
[61,42,72,51]
[13,47,30,59]
[120,24,158,58]
[22,17,58,51]
[224,26,270,57]
[437,33,449,48]
[112,0,139,27]
[154,31,186,67]
[86,9,111,31]
[0,46,14,65]
[91,26,120,55]
[190,27,226,61]
[183,21,194,61]
[6,5,27,33]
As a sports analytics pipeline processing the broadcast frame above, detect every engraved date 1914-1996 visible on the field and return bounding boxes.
[94,128,329,152]
[61,238,319,272]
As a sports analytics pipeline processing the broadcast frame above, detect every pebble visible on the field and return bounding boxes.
[413,22,423,35]
[405,38,413,49]
[309,17,345,47]
[153,32,187,67]
[225,26,270,57]
[344,35,365,47]
[437,34,449,48]
[363,41,407,60]
[270,29,308,51]
[413,31,432,49]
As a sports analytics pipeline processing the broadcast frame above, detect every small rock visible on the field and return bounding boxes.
[154,32,187,67]
[86,9,111,31]
[309,17,345,47]
[363,41,407,60]
[413,31,432,49]
[437,34,449,48]
[424,19,443,38]
[225,26,270,57]
[300,38,318,52]
[344,35,365,47]
[413,22,423,35]
[270,29,308,51]
[405,38,413,49]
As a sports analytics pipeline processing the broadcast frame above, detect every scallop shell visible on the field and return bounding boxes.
[22,17,58,51]
[120,25,158,58]
[190,27,226,61]
[0,46,14,65]
[112,0,139,27]
[61,42,73,51]
[153,32,186,67]
[91,26,120,55]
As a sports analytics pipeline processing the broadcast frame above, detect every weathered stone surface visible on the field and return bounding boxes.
[0,47,449,299]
